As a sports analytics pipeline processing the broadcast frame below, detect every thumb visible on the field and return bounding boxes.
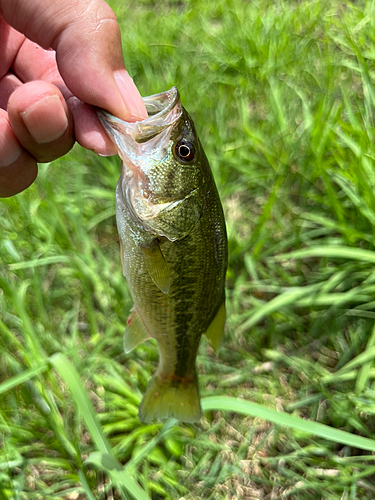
[0,0,148,121]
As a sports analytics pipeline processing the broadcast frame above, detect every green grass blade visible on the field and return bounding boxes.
[321,345,375,384]
[0,277,45,362]
[271,246,375,263]
[356,324,375,394]
[50,353,112,454]
[8,255,70,270]
[0,362,48,395]
[124,419,177,475]
[50,353,150,500]
[85,452,151,500]
[238,284,320,332]
[78,470,97,500]
[202,396,375,452]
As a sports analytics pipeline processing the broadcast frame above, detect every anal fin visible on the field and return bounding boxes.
[141,240,170,294]
[204,302,226,353]
[124,307,151,353]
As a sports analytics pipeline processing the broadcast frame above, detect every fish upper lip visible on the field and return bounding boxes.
[97,87,182,144]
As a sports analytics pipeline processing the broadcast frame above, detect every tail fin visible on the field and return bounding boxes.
[139,374,201,423]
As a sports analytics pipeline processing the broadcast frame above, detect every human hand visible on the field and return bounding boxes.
[0,0,148,197]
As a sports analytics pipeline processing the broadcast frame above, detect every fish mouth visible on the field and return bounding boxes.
[97,87,182,170]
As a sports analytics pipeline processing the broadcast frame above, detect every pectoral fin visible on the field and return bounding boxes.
[204,302,226,353]
[124,307,151,353]
[141,241,170,294]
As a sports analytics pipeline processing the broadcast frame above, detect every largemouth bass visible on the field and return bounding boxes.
[97,87,227,423]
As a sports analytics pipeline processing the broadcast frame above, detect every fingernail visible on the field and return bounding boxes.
[0,117,22,167]
[114,71,148,121]
[98,152,115,157]
[21,94,68,144]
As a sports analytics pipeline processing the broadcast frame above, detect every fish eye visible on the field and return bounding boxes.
[175,140,195,162]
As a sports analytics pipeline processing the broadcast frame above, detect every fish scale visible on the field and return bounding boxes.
[97,87,227,423]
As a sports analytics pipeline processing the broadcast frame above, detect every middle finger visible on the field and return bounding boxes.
[7,79,75,163]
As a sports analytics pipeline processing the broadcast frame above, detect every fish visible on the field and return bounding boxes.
[97,87,227,423]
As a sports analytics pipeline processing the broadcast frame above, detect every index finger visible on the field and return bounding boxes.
[0,0,147,121]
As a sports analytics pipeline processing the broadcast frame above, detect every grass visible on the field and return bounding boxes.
[3,0,375,498]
